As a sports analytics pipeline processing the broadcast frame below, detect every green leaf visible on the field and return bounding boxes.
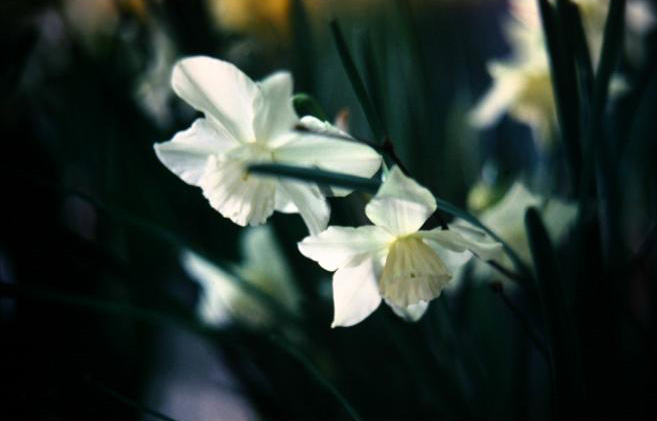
[538,0,582,190]
[525,207,581,416]
[330,19,386,142]
[560,1,594,101]
[293,93,329,121]
[578,0,626,263]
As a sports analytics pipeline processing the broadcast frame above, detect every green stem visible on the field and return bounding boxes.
[269,334,362,421]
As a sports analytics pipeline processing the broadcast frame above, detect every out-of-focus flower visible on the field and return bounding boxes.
[470,47,555,140]
[208,0,294,43]
[154,56,382,234]
[470,0,649,143]
[62,0,147,52]
[183,226,299,328]
[136,26,177,127]
[507,0,609,64]
[626,0,657,64]
[452,182,578,287]
[298,167,502,327]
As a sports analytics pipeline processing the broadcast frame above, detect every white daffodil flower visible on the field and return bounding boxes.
[298,167,503,328]
[451,182,578,288]
[183,226,299,328]
[154,56,382,234]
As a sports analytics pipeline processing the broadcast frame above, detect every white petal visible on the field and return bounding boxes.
[298,225,393,271]
[253,71,298,142]
[154,118,239,185]
[424,240,474,277]
[386,300,429,322]
[199,155,276,227]
[331,256,382,328]
[274,187,299,213]
[181,251,235,327]
[420,227,503,262]
[273,117,382,186]
[277,180,330,235]
[365,166,437,236]
[480,182,541,228]
[171,56,257,142]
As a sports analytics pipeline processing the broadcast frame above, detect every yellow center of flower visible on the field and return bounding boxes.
[379,235,452,308]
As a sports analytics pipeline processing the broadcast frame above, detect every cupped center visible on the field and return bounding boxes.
[379,235,452,308]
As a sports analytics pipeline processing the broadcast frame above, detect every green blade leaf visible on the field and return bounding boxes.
[538,0,582,190]
[525,207,581,416]
[330,19,386,142]
[578,0,626,263]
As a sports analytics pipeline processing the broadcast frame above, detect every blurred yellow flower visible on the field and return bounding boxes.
[209,0,294,42]
[470,0,634,144]
[62,0,147,50]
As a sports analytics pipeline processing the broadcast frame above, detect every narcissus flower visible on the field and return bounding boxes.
[298,167,503,327]
[154,56,382,234]
[183,226,299,328]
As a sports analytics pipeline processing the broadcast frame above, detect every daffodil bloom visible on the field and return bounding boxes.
[298,167,503,327]
[183,226,299,328]
[154,56,382,234]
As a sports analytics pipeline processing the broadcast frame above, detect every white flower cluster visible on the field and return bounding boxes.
[154,56,502,328]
